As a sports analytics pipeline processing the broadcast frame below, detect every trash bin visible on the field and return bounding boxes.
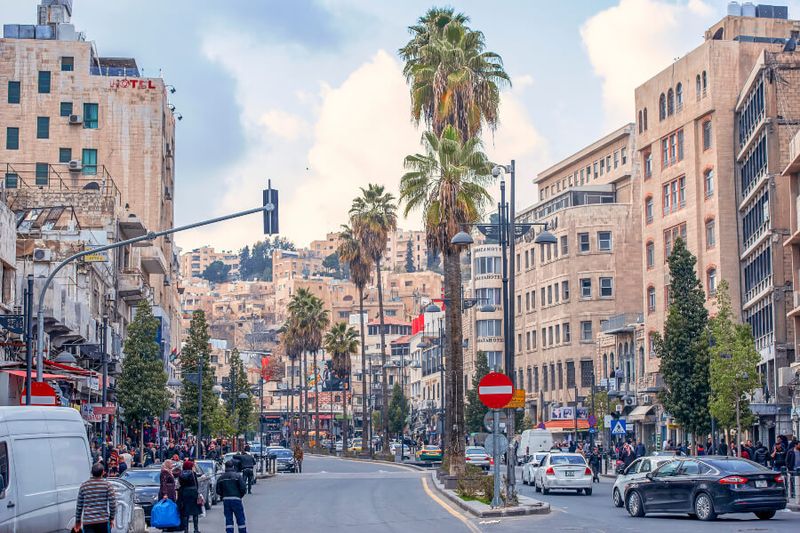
[107,478,143,533]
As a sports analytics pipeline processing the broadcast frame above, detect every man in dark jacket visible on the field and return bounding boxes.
[771,441,786,470]
[753,441,769,466]
[234,446,256,494]
[216,461,247,533]
[634,440,646,458]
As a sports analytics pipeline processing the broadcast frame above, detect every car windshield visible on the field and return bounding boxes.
[704,459,765,474]
[466,448,486,455]
[196,461,214,471]
[550,455,586,465]
[121,470,161,486]
[272,450,293,458]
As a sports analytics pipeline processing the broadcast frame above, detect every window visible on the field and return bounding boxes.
[38,71,51,93]
[598,231,612,251]
[7,81,20,104]
[644,151,652,178]
[667,88,674,115]
[60,102,73,117]
[548,327,553,346]
[646,241,655,269]
[642,109,648,131]
[638,110,643,133]
[555,324,561,343]
[702,71,707,93]
[81,148,98,175]
[517,333,522,353]
[562,280,570,300]
[83,103,99,129]
[4,173,18,188]
[534,367,539,391]
[553,283,559,303]
[705,219,716,249]
[476,288,501,306]
[476,319,502,338]
[702,120,712,150]
[664,223,687,260]
[6,128,19,150]
[563,322,571,343]
[547,285,553,305]
[580,321,593,342]
[704,169,714,197]
[647,286,656,313]
[542,365,548,390]
[600,277,613,297]
[661,129,684,167]
[707,268,717,295]
[560,235,568,256]
[35,163,48,186]
[36,117,50,139]
[578,233,590,252]
[580,278,592,299]
[659,93,666,121]
[662,176,686,215]
[645,196,654,224]
[475,256,501,275]
[0,442,8,493]
[696,74,702,97]
[59,147,72,163]
[676,83,683,110]
[557,362,563,389]
[524,250,530,269]
[61,56,74,71]
[614,150,619,169]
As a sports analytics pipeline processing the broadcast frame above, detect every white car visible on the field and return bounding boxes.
[611,455,676,507]
[464,446,491,470]
[533,453,593,495]
[521,452,549,485]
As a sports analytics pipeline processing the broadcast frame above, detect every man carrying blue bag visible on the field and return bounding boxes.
[151,497,181,530]
[216,460,248,533]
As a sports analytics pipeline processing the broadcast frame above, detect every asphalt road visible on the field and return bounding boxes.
[174,459,800,533]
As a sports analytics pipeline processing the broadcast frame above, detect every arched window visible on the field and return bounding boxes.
[610,352,615,376]
[638,110,643,133]
[643,108,647,130]
[667,88,675,115]
[647,285,656,312]
[659,93,666,120]
[704,168,714,197]
[702,71,708,93]
[602,353,608,378]
[676,83,683,110]
[696,74,702,99]
[707,267,717,296]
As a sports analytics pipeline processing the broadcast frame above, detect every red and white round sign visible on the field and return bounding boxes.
[478,372,514,409]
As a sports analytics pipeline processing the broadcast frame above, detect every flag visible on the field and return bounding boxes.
[261,356,271,380]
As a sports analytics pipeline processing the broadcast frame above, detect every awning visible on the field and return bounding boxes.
[2,369,72,380]
[626,405,656,422]
[543,420,590,433]
[313,414,333,420]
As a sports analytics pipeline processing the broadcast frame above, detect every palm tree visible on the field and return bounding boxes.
[323,322,359,453]
[400,12,510,141]
[337,224,374,453]
[279,323,303,446]
[349,184,397,451]
[400,125,494,476]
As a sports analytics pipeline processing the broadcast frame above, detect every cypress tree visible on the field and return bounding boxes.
[180,310,217,439]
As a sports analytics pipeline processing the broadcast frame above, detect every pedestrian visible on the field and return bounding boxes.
[216,460,247,533]
[144,442,156,467]
[107,455,120,478]
[771,441,786,471]
[234,446,256,494]
[634,440,646,458]
[588,447,601,483]
[293,443,304,474]
[177,460,202,533]
[753,441,768,465]
[159,459,177,502]
[697,443,705,456]
[718,440,728,456]
[73,462,116,533]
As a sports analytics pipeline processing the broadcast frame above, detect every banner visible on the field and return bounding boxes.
[549,405,589,420]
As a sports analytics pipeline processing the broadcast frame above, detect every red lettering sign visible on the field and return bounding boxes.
[109,78,158,90]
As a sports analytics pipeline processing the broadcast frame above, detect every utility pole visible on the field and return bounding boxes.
[197,349,203,458]
[100,313,108,460]
[24,275,33,407]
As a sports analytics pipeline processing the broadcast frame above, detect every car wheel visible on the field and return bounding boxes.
[584,488,592,496]
[693,493,716,521]
[626,491,645,517]
[577,488,584,495]
[754,510,775,520]
[612,488,623,507]
[542,484,550,495]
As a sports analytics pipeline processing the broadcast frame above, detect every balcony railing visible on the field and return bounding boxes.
[601,313,644,334]
[1,163,119,199]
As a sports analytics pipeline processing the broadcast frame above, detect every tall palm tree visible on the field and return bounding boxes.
[337,224,374,453]
[400,13,510,141]
[323,322,359,453]
[400,124,494,476]
[349,184,397,451]
[279,323,303,446]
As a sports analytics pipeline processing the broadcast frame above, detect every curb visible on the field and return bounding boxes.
[427,471,550,517]
[308,453,427,472]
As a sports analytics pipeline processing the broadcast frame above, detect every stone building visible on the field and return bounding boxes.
[180,245,240,280]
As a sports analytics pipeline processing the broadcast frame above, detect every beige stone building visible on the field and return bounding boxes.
[384,229,429,273]
[782,129,800,438]
[635,12,800,440]
[180,245,240,280]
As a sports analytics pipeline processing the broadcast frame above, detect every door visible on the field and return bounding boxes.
[671,460,702,511]
[51,436,91,530]
[13,438,59,531]
[642,460,681,511]
[0,441,16,532]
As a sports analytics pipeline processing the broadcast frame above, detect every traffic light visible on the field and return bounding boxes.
[263,180,279,235]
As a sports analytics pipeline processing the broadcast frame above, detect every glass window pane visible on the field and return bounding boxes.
[36,117,49,139]
[35,163,49,186]
[7,81,20,104]
[82,148,98,175]
[60,102,73,117]
[6,128,19,150]
[83,103,99,129]
[59,148,72,163]
[38,71,51,93]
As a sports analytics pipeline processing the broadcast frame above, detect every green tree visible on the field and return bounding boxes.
[654,238,711,445]
[180,310,217,440]
[226,348,253,438]
[465,351,490,433]
[709,281,761,447]
[400,125,494,477]
[117,300,169,455]
[201,260,231,283]
[349,184,397,451]
[323,322,359,451]
[322,252,341,278]
[239,236,296,281]
[404,240,416,273]
[387,383,409,435]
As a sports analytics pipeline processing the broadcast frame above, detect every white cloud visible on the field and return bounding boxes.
[580,0,716,127]
[259,110,309,141]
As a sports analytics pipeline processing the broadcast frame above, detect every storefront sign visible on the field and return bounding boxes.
[86,376,99,391]
[550,405,589,420]
[109,78,158,90]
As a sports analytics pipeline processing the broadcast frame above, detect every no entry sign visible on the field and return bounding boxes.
[478,372,514,409]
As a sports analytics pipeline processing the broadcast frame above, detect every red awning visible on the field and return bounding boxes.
[44,360,95,376]
[3,369,71,380]
[313,414,333,420]
[543,420,590,432]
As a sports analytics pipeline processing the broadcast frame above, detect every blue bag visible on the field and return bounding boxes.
[150,498,181,529]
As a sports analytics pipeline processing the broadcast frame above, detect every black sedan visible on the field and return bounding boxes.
[624,456,786,521]
[270,448,298,473]
[122,467,213,523]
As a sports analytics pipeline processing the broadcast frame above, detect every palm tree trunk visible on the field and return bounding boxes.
[443,250,466,477]
[314,350,320,448]
[375,257,389,452]
[359,287,368,456]
[342,377,348,456]
[289,357,295,446]
[302,350,308,447]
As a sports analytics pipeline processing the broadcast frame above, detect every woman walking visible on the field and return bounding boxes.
[177,460,202,533]
[159,460,177,501]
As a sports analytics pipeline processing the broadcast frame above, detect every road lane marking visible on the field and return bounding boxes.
[421,477,481,533]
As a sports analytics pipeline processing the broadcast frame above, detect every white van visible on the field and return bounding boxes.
[0,406,93,532]
[518,429,554,465]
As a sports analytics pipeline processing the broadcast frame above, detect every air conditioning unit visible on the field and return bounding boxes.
[641,394,653,405]
[68,114,82,125]
[624,395,637,407]
[33,248,52,262]
[68,160,82,171]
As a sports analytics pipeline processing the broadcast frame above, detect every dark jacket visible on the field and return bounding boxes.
[235,452,256,470]
[787,447,800,471]
[216,469,247,500]
[753,445,768,465]
[158,469,176,501]
[176,469,201,516]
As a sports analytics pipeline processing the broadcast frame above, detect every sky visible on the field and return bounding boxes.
[2,0,797,251]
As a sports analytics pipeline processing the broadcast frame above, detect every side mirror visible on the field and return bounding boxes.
[645,472,654,480]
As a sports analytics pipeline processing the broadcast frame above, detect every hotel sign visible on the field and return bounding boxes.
[109,78,158,90]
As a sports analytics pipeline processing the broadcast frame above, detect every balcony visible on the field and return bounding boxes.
[601,313,644,334]
[139,244,167,276]
[788,291,800,318]
[118,268,147,301]
[119,214,147,239]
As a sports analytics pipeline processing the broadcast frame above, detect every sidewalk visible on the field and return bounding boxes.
[427,471,550,518]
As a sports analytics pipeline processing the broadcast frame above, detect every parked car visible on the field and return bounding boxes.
[270,448,298,473]
[521,452,549,485]
[612,455,675,507]
[196,460,221,505]
[624,457,786,521]
[351,438,364,453]
[416,445,443,462]
[465,447,491,470]
[389,441,411,459]
[124,465,211,524]
[533,452,593,495]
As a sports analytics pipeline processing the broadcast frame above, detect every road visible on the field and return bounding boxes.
[178,458,800,533]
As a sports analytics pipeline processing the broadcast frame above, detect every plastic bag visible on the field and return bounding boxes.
[150,498,181,529]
